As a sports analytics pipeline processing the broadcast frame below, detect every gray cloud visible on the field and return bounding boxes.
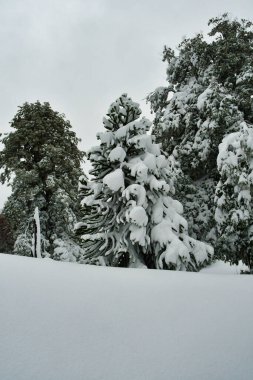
[0,0,252,208]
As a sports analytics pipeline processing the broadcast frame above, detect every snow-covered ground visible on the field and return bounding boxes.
[0,253,253,380]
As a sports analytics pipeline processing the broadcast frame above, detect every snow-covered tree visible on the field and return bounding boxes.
[0,101,85,261]
[215,122,253,272]
[77,94,213,270]
[148,14,253,245]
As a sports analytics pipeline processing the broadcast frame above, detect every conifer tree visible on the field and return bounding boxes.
[0,101,85,261]
[148,14,253,247]
[77,94,213,270]
[215,122,253,272]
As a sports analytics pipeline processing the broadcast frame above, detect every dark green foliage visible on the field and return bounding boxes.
[176,175,217,243]
[0,214,14,253]
[0,101,85,260]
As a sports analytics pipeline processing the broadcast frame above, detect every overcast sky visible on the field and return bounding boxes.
[0,0,252,208]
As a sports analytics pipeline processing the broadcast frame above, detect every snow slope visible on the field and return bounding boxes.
[0,253,253,380]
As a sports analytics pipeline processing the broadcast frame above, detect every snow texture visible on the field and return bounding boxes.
[196,87,212,110]
[108,146,126,162]
[0,254,253,380]
[103,168,125,192]
[32,207,41,258]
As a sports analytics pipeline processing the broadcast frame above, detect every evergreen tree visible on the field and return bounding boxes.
[0,214,14,253]
[76,94,213,270]
[0,101,85,261]
[215,122,253,272]
[148,14,253,247]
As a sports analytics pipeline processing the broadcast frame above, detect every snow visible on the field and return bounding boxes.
[108,146,126,162]
[1,254,253,380]
[149,175,169,192]
[97,130,114,145]
[200,260,249,274]
[143,152,156,171]
[103,168,125,192]
[32,207,41,259]
[114,117,151,140]
[129,160,148,183]
[217,131,240,171]
[197,87,212,110]
[151,199,163,223]
[122,184,146,206]
[126,206,148,227]
[129,225,147,246]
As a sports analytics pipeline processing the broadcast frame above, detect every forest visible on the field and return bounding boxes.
[1,14,253,273]
[1,9,253,380]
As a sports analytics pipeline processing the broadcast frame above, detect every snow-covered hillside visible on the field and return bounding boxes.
[0,253,253,380]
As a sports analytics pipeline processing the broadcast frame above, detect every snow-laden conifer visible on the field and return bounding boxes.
[148,14,253,249]
[215,122,253,272]
[77,94,213,270]
[0,101,85,261]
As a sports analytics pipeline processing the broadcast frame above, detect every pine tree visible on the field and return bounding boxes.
[76,94,213,270]
[148,14,253,247]
[0,101,85,261]
[215,122,253,272]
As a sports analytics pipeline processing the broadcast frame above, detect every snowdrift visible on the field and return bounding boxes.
[0,253,253,380]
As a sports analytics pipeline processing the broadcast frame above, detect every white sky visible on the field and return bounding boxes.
[0,0,252,208]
